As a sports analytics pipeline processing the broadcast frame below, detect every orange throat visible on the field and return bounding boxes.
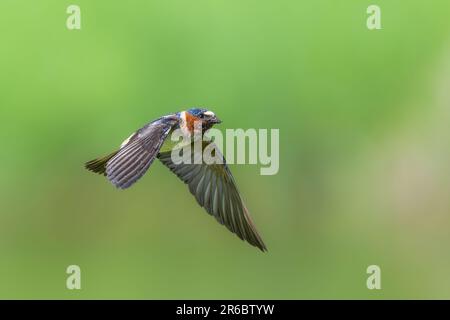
[181,111,203,136]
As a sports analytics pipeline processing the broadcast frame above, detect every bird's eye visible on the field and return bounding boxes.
[199,114,205,119]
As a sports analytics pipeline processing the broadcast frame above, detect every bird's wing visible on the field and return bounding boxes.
[157,140,267,251]
[106,116,178,189]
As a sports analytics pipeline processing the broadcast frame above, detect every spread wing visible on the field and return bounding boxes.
[105,116,178,189]
[157,140,267,251]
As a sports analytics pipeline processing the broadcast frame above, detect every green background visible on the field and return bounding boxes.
[1,0,450,299]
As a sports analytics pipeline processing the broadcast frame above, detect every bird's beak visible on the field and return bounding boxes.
[211,116,221,124]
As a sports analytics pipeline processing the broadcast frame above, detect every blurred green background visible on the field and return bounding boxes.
[1,0,450,299]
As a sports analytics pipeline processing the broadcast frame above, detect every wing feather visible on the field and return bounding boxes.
[157,140,267,251]
[105,117,178,189]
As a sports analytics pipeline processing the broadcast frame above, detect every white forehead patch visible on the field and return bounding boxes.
[203,111,215,117]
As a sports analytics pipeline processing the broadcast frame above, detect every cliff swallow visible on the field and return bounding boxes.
[85,108,266,251]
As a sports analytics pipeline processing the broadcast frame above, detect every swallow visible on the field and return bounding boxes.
[85,108,267,251]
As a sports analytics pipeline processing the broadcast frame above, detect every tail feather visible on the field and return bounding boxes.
[85,151,118,175]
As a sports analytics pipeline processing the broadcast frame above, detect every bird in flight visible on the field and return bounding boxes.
[85,108,267,251]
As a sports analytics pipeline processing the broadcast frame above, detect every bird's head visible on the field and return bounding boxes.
[186,108,221,131]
